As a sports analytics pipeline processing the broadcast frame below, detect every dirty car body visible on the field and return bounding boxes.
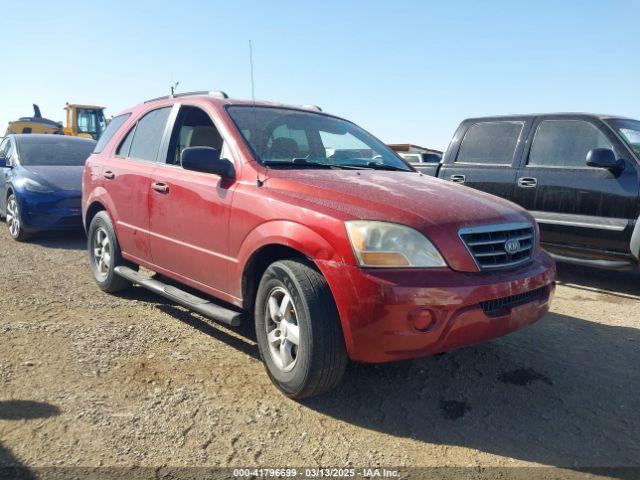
[82,93,555,397]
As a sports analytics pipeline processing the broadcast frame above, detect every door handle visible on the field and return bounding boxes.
[151,182,170,194]
[517,177,538,188]
[450,174,466,184]
[103,170,115,180]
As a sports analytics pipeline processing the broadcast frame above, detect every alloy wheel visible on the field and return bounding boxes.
[92,227,112,280]
[6,197,20,238]
[265,286,300,372]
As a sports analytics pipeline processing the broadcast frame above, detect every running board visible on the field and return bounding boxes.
[549,253,634,271]
[114,266,243,327]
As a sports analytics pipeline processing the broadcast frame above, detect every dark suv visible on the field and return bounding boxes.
[423,114,640,270]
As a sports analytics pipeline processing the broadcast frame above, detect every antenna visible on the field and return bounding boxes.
[170,81,179,97]
[250,40,265,187]
[249,40,256,104]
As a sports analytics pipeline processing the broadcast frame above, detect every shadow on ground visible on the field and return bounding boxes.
[26,230,86,251]
[118,264,639,473]
[0,400,60,479]
[302,311,640,472]
[556,262,640,298]
[131,272,639,472]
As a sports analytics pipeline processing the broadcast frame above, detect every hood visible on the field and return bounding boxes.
[266,169,529,228]
[265,169,534,272]
[21,166,84,192]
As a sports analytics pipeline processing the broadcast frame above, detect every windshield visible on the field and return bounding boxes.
[608,119,640,156]
[17,137,96,166]
[77,108,107,139]
[227,106,412,171]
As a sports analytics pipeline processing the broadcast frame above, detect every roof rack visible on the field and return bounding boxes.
[300,104,322,112]
[144,90,229,104]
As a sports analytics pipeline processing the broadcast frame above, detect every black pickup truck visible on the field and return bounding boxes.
[420,113,640,270]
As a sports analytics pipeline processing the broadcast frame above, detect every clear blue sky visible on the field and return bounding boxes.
[1,0,638,150]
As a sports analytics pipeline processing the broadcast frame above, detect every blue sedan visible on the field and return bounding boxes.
[0,134,96,241]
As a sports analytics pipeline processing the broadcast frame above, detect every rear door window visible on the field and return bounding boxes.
[124,107,171,162]
[528,119,612,168]
[94,113,130,154]
[456,121,523,165]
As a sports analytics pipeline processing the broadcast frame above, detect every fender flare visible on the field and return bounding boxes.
[233,220,357,347]
[234,220,339,287]
[83,186,117,230]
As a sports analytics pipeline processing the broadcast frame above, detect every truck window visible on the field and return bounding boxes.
[124,107,171,162]
[456,121,523,165]
[528,120,612,168]
[423,153,441,163]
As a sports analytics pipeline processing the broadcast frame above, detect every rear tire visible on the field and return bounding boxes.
[87,211,132,293]
[255,259,347,399]
[6,194,29,242]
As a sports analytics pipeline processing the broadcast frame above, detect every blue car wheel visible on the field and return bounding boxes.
[6,194,29,242]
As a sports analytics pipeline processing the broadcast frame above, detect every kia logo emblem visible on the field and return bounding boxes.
[504,239,521,254]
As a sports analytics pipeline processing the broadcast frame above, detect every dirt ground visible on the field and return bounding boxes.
[0,226,638,477]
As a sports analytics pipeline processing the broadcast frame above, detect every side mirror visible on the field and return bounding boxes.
[0,157,6,168]
[181,147,235,178]
[586,148,623,172]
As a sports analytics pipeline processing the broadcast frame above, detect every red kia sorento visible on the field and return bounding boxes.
[82,91,555,399]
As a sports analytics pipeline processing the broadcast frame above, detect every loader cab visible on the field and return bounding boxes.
[64,104,107,140]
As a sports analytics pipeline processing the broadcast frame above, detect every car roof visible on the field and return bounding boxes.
[462,113,638,123]
[11,134,96,144]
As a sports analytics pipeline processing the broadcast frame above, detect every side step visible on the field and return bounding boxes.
[549,253,635,271]
[114,266,243,327]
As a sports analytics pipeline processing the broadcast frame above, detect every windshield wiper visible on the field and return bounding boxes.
[263,158,370,170]
[363,161,410,172]
[262,159,332,169]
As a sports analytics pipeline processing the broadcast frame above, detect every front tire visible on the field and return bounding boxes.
[255,260,347,399]
[87,211,132,293]
[6,194,29,242]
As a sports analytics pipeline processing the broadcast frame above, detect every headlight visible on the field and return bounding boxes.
[345,220,447,268]
[22,178,53,193]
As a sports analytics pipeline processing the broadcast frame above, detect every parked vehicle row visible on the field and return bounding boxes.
[417,114,640,271]
[79,91,555,398]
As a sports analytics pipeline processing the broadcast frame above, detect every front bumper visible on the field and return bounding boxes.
[318,251,556,363]
[18,191,83,231]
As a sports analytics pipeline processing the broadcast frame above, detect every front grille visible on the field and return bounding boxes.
[481,287,546,317]
[459,223,535,271]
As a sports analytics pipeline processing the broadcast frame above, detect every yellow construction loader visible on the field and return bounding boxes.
[6,103,107,140]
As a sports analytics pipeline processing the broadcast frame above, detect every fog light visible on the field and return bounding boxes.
[409,308,435,332]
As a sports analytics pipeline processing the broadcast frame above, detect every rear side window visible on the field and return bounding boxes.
[456,121,523,165]
[528,120,612,168]
[122,107,171,162]
[94,113,130,154]
[117,127,135,157]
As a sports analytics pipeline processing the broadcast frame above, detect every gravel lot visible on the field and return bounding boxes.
[0,226,638,478]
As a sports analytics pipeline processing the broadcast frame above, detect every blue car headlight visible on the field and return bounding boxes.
[21,178,54,194]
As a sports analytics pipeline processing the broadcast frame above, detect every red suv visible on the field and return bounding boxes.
[82,91,555,398]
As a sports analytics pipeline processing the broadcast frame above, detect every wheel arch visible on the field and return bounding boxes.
[236,220,340,311]
[241,243,310,312]
[84,201,107,233]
